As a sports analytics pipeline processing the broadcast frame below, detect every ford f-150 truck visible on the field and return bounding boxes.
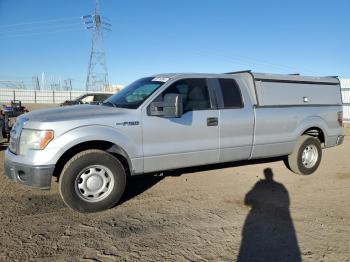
[4,71,344,212]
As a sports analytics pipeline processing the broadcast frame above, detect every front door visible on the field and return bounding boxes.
[142,78,220,173]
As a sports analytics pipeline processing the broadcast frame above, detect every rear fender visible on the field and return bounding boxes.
[295,116,329,146]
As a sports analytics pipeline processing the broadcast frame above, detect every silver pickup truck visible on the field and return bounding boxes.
[4,71,344,212]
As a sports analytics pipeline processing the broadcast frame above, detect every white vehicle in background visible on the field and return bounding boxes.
[60,93,112,106]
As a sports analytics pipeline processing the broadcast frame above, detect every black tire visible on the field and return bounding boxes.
[59,149,126,212]
[285,135,322,175]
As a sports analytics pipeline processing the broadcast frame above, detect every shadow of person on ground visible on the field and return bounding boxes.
[237,168,301,262]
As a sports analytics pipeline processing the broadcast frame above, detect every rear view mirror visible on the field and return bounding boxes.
[150,93,183,118]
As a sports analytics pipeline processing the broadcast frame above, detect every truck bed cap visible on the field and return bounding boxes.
[226,71,339,85]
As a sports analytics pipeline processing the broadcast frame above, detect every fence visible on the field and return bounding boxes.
[341,80,350,123]
[0,90,112,104]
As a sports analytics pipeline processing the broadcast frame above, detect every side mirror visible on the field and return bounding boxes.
[150,93,183,118]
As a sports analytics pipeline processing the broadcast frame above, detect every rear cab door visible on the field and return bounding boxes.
[212,77,255,162]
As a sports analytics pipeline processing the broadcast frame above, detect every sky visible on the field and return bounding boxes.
[0,0,349,90]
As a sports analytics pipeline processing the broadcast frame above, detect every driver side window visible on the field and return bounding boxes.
[159,78,211,112]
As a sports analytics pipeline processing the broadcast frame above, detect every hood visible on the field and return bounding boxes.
[23,104,127,123]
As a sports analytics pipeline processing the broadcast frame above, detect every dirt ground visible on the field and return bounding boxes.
[24,103,58,111]
[0,128,349,261]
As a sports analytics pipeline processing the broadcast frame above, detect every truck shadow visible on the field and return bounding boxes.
[121,174,165,204]
[163,157,284,177]
[237,168,301,262]
[120,157,284,205]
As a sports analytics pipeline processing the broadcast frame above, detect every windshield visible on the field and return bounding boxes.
[104,77,165,109]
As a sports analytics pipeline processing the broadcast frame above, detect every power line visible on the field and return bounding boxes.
[0,22,82,35]
[192,48,319,75]
[0,27,84,40]
[0,17,80,29]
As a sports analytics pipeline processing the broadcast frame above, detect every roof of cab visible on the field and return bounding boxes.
[152,73,229,78]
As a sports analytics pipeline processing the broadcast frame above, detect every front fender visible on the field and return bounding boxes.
[45,125,141,164]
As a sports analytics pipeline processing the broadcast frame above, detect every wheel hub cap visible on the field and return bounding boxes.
[301,145,318,168]
[86,175,103,191]
[75,165,115,202]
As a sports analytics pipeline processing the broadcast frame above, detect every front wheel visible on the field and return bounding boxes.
[285,135,322,175]
[59,149,126,212]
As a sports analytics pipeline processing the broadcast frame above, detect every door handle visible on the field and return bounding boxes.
[207,117,218,126]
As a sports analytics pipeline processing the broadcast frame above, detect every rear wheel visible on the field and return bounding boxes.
[285,135,322,175]
[59,149,126,212]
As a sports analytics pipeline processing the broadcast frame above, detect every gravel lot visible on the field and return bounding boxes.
[0,127,349,261]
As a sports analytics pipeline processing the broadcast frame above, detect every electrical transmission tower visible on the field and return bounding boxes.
[82,0,112,91]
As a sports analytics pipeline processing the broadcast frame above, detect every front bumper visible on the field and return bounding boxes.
[4,151,55,190]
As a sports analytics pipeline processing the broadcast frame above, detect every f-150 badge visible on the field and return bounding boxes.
[116,121,140,126]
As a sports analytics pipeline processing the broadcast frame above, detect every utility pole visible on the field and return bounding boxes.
[32,75,40,90]
[63,78,73,91]
[41,72,46,90]
[68,78,73,91]
[82,0,112,91]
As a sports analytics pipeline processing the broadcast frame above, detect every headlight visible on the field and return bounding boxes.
[19,129,54,155]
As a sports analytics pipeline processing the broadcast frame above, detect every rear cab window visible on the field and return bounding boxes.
[217,78,244,108]
[80,95,94,103]
[94,94,110,101]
